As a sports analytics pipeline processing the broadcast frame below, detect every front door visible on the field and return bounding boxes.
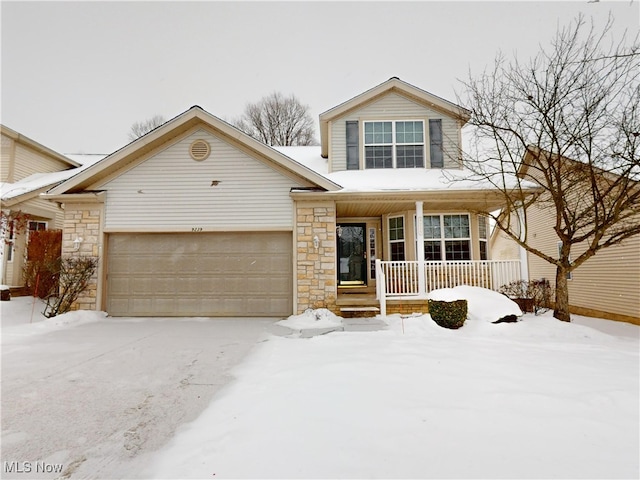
[337,223,366,286]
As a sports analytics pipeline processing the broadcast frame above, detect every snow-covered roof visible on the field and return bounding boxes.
[274,146,533,192]
[0,162,96,202]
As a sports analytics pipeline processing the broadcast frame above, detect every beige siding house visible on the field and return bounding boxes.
[46,78,535,317]
[491,152,640,325]
[0,125,82,288]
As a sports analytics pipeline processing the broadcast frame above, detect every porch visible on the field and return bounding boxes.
[337,259,522,316]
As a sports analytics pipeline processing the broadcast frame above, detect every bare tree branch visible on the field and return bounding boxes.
[458,13,640,322]
[232,92,317,146]
[128,115,166,141]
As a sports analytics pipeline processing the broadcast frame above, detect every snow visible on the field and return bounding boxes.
[275,145,535,192]
[0,164,95,201]
[275,307,343,330]
[2,293,638,479]
[428,285,523,322]
[0,295,106,333]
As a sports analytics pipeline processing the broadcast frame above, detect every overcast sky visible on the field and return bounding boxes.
[2,1,638,155]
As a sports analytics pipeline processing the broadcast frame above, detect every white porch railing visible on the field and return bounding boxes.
[375,259,522,316]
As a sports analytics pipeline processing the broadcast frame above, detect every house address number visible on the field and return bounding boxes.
[191,227,203,232]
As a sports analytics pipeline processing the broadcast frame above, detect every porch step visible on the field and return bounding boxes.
[339,306,380,312]
[339,306,380,319]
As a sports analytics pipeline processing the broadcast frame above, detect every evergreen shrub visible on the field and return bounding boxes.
[428,299,468,329]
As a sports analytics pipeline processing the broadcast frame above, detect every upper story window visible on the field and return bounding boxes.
[364,121,424,169]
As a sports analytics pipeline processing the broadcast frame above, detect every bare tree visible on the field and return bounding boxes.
[459,14,640,322]
[233,92,317,146]
[128,114,166,141]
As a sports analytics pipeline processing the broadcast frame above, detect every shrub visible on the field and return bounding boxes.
[499,279,553,315]
[44,256,98,318]
[428,299,468,329]
[23,229,62,298]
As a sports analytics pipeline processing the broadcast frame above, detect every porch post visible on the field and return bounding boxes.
[415,201,426,296]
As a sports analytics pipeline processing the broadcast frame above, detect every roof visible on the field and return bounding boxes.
[0,124,81,168]
[275,146,534,193]
[318,77,472,158]
[0,167,89,205]
[46,106,342,196]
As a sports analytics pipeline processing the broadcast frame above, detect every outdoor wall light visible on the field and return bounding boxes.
[313,235,320,249]
[73,236,83,251]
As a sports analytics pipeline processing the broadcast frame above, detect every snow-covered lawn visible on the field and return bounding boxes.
[144,290,638,479]
[2,291,638,479]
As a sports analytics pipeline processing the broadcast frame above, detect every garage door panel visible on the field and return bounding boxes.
[107,232,292,317]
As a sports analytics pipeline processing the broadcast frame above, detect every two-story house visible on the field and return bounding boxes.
[0,125,83,289]
[45,78,534,317]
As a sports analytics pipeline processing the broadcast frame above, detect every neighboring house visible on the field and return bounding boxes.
[0,125,83,288]
[491,149,640,324]
[45,77,534,317]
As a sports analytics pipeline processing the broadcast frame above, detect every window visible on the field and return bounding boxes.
[478,216,489,260]
[369,227,377,279]
[28,221,47,232]
[422,214,471,261]
[364,121,424,169]
[388,216,405,261]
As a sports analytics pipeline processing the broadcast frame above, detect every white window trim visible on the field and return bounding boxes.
[363,120,425,169]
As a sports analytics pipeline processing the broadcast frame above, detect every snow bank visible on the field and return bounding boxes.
[1,296,107,337]
[428,285,522,323]
[276,308,343,330]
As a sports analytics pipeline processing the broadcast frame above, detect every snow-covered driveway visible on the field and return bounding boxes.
[1,303,275,479]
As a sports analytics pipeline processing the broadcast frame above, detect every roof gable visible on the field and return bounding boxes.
[47,106,341,196]
[0,124,81,168]
[319,77,471,158]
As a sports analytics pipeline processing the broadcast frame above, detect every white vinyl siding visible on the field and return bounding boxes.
[1,132,73,182]
[13,143,72,181]
[1,133,13,180]
[100,130,308,230]
[329,93,461,171]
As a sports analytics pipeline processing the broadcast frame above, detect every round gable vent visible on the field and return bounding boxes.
[190,140,211,161]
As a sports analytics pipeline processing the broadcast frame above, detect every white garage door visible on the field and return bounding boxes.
[106,232,292,317]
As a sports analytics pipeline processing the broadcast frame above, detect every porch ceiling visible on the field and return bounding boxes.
[335,190,511,217]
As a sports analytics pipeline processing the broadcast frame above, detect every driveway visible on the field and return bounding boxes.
[1,316,276,479]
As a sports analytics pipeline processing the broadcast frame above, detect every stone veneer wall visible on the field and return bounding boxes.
[295,201,337,314]
[61,203,103,311]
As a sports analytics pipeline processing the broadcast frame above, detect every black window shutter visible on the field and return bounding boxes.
[429,119,444,168]
[346,121,359,170]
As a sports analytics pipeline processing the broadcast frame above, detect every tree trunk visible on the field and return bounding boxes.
[553,266,571,322]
